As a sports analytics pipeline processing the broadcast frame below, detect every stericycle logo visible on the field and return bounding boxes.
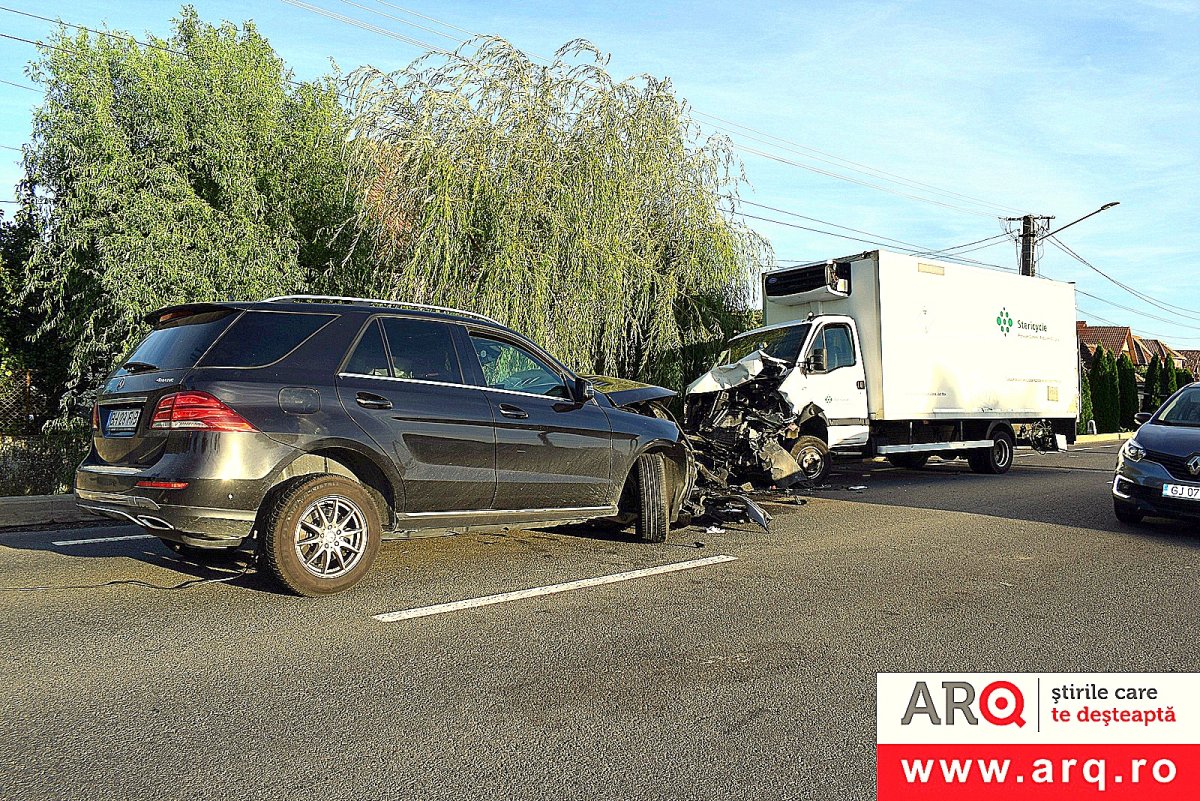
[996,308,1013,336]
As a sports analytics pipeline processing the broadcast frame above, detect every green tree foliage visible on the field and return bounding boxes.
[1,209,72,422]
[1142,356,1160,412]
[1159,356,1179,402]
[18,6,357,412]
[1077,359,1093,435]
[338,37,768,391]
[1117,352,1138,430]
[1179,368,1196,386]
[1088,347,1120,433]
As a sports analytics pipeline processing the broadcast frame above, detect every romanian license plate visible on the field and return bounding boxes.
[1162,483,1200,501]
[106,408,140,432]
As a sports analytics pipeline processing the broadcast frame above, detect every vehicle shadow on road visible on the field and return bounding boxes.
[0,527,273,592]
[788,455,1200,547]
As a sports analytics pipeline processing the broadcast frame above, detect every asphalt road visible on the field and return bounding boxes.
[1,442,1197,800]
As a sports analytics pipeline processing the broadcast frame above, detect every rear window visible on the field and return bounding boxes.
[119,310,236,373]
[199,311,336,368]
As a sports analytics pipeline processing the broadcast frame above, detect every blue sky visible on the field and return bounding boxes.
[1,1,1198,345]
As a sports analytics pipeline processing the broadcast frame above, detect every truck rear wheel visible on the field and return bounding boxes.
[968,431,1014,475]
[790,436,831,484]
[887,453,929,470]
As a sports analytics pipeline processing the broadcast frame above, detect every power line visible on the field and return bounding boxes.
[731,208,1015,273]
[334,0,465,44]
[1048,236,1200,320]
[0,7,355,102]
[692,110,1024,216]
[0,76,37,91]
[734,198,933,252]
[279,0,450,54]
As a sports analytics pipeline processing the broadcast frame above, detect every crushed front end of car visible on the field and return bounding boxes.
[586,374,772,531]
[683,350,814,490]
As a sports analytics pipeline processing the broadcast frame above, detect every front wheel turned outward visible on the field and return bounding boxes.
[635,453,670,544]
[789,436,831,484]
[261,475,382,596]
[968,430,1015,475]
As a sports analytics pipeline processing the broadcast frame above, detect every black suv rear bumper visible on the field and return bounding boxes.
[75,432,300,547]
[75,487,257,548]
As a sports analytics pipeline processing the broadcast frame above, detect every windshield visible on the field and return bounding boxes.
[1157,386,1200,427]
[720,324,811,365]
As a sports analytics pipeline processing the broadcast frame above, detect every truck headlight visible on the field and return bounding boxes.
[1122,439,1145,462]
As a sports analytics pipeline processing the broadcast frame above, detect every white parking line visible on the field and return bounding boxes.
[52,534,157,546]
[373,554,739,622]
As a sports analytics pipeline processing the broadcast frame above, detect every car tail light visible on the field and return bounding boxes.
[150,392,257,432]
[91,403,99,430]
[136,480,189,490]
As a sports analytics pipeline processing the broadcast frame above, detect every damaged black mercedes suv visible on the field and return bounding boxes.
[76,296,692,595]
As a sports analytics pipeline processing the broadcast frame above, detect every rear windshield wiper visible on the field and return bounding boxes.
[122,360,158,373]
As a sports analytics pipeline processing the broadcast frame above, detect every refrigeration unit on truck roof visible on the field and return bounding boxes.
[684,250,1079,486]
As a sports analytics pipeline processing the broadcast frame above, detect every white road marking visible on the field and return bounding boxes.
[52,534,157,546]
[374,554,739,622]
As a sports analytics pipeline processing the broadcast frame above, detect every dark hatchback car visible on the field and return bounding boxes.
[1113,382,1200,525]
[76,296,693,595]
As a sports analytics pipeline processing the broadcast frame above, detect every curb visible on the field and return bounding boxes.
[1074,432,1134,445]
[0,494,93,529]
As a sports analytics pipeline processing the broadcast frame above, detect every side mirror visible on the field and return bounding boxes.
[573,377,596,403]
[1134,412,1152,426]
[806,349,827,373]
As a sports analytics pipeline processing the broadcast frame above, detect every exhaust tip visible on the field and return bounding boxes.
[137,515,174,531]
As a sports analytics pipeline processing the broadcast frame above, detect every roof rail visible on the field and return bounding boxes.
[264,295,502,326]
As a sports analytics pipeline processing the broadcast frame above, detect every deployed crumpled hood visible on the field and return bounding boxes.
[585,375,676,408]
[686,350,792,395]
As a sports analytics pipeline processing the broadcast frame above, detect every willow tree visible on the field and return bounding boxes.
[19,6,356,412]
[338,37,768,390]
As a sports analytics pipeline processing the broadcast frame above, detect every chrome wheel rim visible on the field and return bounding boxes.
[796,446,826,480]
[993,439,1012,468]
[294,495,368,579]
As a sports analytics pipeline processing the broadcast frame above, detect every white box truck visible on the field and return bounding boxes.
[684,250,1079,484]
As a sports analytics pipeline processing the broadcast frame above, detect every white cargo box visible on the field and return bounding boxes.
[762,250,1079,422]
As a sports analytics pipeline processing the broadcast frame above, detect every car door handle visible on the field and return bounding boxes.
[498,403,528,419]
[355,392,392,410]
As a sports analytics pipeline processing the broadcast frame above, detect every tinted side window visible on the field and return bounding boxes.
[121,310,236,373]
[380,317,464,384]
[200,312,335,368]
[820,325,856,371]
[344,319,390,377]
[469,335,568,398]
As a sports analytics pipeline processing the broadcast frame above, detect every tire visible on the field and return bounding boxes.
[634,453,670,544]
[1113,499,1144,525]
[968,430,1015,475]
[887,453,930,470]
[260,474,382,596]
[789,436,831,484]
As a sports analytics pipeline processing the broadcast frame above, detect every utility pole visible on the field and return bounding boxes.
[1004,203,1118,277]
[1005,214,1054,277]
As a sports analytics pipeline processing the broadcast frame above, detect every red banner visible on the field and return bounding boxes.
[878,744,1199,800]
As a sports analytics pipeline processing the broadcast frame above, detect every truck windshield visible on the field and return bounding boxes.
[1157,387,1200,427]
[721,324,810,365]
